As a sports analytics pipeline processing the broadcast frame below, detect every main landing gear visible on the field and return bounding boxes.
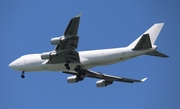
[64,62,85,81]
[74,65,85,81]
[21,71,25,78]
[64,62,70,70]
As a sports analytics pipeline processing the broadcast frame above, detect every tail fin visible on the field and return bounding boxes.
[128,23,164,48]
[133,34,152,50]
[128,23,169,58]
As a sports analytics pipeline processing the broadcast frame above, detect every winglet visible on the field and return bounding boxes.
[75,12,83,18]
[141,77,147,82]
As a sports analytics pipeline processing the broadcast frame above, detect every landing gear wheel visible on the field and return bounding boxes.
[21,74,25,78]
[21,71,25,79]
[74,65,81,72]
[64,63,70,70]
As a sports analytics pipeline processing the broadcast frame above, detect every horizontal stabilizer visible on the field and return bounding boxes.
[146,51,169,58]
[133,34,152,50]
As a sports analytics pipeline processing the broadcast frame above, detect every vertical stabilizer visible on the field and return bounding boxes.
[128,23,164,48]
[133,34,152,50]
[128,23,169,58]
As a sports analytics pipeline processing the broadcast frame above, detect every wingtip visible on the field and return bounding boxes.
[75,12,83,18]
[155,23,164,26]
[141,77,147,82]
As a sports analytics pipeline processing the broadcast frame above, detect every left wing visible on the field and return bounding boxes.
[55,12,83,51]
[64,12,82,36]
[41,12,82,64]
[63,69,147,87]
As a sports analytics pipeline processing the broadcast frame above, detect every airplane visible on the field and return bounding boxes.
[9,12,168,87]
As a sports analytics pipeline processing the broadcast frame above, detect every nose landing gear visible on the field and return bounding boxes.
[21,71,25,78]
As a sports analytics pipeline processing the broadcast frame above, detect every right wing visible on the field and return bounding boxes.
[85,69,146,83]
[63,69,147,83]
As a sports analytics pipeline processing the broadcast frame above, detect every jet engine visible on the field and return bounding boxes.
[67,75,79,83]
[96,79,113,87]
[51,36,66,45]
[41,52,57,60]
[67,75,85,83]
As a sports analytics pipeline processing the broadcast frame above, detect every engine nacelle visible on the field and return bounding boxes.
[51,36,66,45]
[41,52,57,60]
[96,80,113,88]
[67,75,79,83]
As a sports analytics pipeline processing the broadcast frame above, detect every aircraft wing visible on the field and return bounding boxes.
[44,13,82,64]
[63,69,147,83]
[64,12,82,36]
[55,12,82,51]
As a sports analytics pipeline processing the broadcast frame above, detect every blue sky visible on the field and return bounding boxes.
[1,1,180,109]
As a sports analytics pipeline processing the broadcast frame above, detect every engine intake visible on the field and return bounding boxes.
[41,52,57,60]
[51,36,66,45]
[96,80,113,87]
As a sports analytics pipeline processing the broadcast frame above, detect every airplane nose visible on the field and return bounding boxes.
[9,61,16,69]
[9,58,25,71]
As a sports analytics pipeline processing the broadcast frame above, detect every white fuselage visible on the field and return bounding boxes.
[9,46,157,73]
